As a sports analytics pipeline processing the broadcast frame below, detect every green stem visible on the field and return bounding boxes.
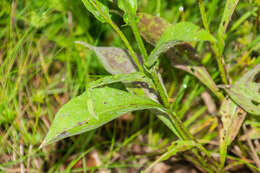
[123,1,148,60]
[130,21,148,60]
[150,68,170,108]
[212,44,229,84]
[165,110,220,172]
[89,0,143,72]
[198,0,228,85]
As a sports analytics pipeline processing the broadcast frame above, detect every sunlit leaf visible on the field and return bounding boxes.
[41,87,165,147]
[175,65,224,100]
[82,0,110,23]
[146,22,216,68]
[219,98,246,167]
[223,64,260,115]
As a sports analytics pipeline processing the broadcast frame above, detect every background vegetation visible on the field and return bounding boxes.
[0,0,260,172]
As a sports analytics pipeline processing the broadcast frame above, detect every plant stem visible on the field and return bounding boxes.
[198,0,228,85]
[212,44,229,84]
[89,0,143,72]
[150,68,170,108]
[123,1,148,60]
[165,110,220,172]
[130,21,148,60]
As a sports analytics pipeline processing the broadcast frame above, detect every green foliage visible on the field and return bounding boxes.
[42,87,164,146]
[81,0,110,23]
[118,0,138,24]
[146,22,216,68]
[1,0,260,172]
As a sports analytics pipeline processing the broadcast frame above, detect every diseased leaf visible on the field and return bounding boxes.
[137,13,201,66]
[75,42,181,138]
[75,41,137,74]
[41,87,164,146]
[175,65,224,100]
[75,41,158,101]
[223,64,260,115]
[82,0,110,23]
[146,22,216,68]
[137,13,171,45]
[219,98,246,167]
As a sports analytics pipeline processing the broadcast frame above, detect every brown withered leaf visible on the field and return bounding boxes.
[219,98,247,166]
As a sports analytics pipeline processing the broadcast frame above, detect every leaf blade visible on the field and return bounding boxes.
[223,64,260,115]
[81,0,110,23]
[146,22,216,68]
[42,87,164,146]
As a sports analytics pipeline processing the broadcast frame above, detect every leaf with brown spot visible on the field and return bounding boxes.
[137,13,171,45]
[41,87,165,147]
[219,98,247,167]
[175,65,224,100]
[137,13,201,65]
[223,64,260,115]
[75,41,138,74]
[146,22,216,68]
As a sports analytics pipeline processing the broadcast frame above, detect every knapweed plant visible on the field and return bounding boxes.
[41,0,260,172]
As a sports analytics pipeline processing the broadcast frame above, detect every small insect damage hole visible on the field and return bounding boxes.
[251,100,260,106]
[190,67,195,73]
[254,71,260,83]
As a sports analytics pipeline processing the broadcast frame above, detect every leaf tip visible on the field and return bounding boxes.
[74,41,94,49]
[39,139,47,149]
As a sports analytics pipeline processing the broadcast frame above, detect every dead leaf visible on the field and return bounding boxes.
[223,64,260,115]
[219,98,247,166]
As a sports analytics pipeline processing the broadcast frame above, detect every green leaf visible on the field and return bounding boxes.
[118,0,137,24]
[41,87,164,147]
[75,41,137,74]
[74,42,181,138]
[174,65,224,101]
[75,41,158,101]
[223,64,260,115]
[88,72,155,90]
[146,22,216,68]
[219,98,246,167]
[217,0,239,53]
[81,0,110,23]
